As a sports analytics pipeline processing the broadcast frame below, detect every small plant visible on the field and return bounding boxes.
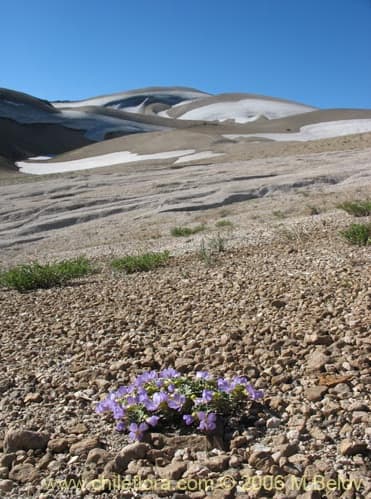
[198,239,213,266]
[170,225,206,237]
[215,219,233,228]
[338,200,371,217]
[110,251,170,273]
[198,233,226,265]
[0,257,93,292]
[96,369,263,441]
[340,223,370,246]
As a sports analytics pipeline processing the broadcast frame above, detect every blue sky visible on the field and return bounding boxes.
[1,0,371,108]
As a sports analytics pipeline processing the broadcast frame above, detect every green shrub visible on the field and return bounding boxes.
[0,256,93,292]
[340,223,370,246]
[110,251,170,273]
[170,225,206,237]
[338,200,371,217]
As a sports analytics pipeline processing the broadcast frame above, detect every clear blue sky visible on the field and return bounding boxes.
[1,0,371,108]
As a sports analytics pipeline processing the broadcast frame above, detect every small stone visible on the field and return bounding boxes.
[305,386,328,402]
[309,427,327,441]
[9,463,39,483]
[86,448,111,465]
[266,416,281,428]
[306,350,329,372]
[304,332,332,346]
[0,467,9,479]
[24,392,42,403]
[339,439,368,456]
[70,436,102,456]
[67,423,89,434]
[174,358,194,372]
[248,450,273,471]
[36,453,53,470]
[271,299,287,308]
[230,436,247,449]
[4,429,49,453]
[106,442,150,473]
[352,411,369,424]
[48,437,71,453]
[157,461,187,480]
[278,442,299,458]
[0,479,15,494]
[0,453,17,469]
[204,455,229,472]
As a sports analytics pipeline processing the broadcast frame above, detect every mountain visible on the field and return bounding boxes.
[1,86,371,174]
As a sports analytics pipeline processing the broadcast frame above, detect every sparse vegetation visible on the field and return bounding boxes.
[0,256,93,292]
[340,223,370,246]
[110,251,170,273]
[215,219,233,228]
[198,233,227,265]
[338,200,371,217]
[170,225,206,237]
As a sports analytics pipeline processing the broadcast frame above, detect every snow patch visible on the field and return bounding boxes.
[178,98,315,123]
[223,119,371,142]
[16,150,196,175]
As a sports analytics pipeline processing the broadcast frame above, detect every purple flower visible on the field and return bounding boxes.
[246,383,264,400]
[95,399,113,414]
[231,376,248,389]
[146,415,160,427]
[168,393,186,410]
[197,412,217,432]
[135,371,158,386]
[217,378,231,393]
[160,368,181,379]
[183,414,194,425]
[114,386,130,398]
[196,371,211,380]
[144,391,169,411]
[128,422,149,441]
[112,402,125,420]
[195,389,214,405]
[126,395,138,406]
[116,421,126,432]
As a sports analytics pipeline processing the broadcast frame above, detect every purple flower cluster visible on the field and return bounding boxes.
[96,369,263,441]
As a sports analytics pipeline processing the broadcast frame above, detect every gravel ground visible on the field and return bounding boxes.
[0,217,370,498]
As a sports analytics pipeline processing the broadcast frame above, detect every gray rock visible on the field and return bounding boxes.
[338,439,368,456]
[86,448,111,465]
[0,453,17,469]
[306,350,329,372]
[106,442,150,473]
[305,386,328,401]
[70,436,102,456]
[156,461,187,480]
[4,429,49,453]
[0,467,9,479]
[9,463,39,483]
[0,479,15,494]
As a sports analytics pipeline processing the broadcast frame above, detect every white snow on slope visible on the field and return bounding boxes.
[52,89,207,110]
[178,99,315,123]
[16,150,196,175]
[224,119,371,142]
[174,151,224,163]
